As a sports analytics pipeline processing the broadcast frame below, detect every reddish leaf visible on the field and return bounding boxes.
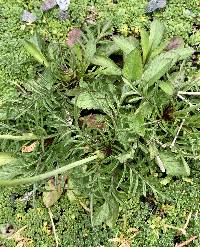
[66,28,82,47]
[165,37,184,51]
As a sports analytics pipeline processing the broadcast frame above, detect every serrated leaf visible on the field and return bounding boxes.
[149,20,164,52]
[140,29,150,63]
[113,36,138,56]
[159,151,190,176]
[181,156,190,176]
[123,48,143,81]
[160,81,174,95]
[91,55,121,76]
[75,92,105,110]
[93,201,110,226]
[85,39,97,63]
[24,41,49,67]
[142,48,193,87]
[128,113,145,136]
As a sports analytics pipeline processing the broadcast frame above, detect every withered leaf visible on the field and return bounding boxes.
[43,177,66,208]
[165,37,184,51]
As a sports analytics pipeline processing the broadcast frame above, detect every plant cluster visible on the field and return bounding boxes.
[0,19,199,227]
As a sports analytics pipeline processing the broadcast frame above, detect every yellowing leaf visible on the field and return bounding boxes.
[0,133,38,141]
[0,153,16,167]
[43,178,66,208]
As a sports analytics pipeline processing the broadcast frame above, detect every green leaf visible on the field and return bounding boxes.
[93,201,110,226]
[159,81,174,95]
[128,113,145,136]
[149,40,169,60]
[159,151,190,176]
[75,92,106,110]
[0,153,16,167]
[140,29,150,63]
[113,36,138,56]
[181,156,190,176]
[123,49,143,81]
[149,20,165,52]
[24,40,49,67]
[106,197,119,228]
[142,48,193,87]
[149,144,158,160]
[91,55,121,76]
[85,39,97,63]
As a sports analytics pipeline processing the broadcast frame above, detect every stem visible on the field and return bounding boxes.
[0,153,102,187]
[174,103,200,116]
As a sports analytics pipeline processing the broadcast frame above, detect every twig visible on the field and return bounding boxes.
[177,94,193,107]
[155,139,168,148]
[155,155,166,172]
[183,211,192,232]
[48,208,59,247]
[175,235,197,247]
[177,94,200,112]
[170,119,185,148]
[178,91,200,96]
[79,200,90,213]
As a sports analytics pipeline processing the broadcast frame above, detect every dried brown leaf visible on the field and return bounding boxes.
[21,142,37,153]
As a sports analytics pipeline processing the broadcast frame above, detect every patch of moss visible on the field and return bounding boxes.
[0,188,114,246]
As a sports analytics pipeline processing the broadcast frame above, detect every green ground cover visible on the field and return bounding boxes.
[0,0,200,246]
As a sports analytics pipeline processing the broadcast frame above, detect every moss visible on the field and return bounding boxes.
[0,187,114,246]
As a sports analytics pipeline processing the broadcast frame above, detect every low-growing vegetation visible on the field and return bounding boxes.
[0,0,200,246]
